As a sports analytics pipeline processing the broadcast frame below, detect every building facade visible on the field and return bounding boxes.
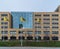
[0,6,60,41]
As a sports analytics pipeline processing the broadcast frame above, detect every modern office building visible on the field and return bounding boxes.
[0,6,60,41]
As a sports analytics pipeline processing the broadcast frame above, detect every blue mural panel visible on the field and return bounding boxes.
[11,12,33,28]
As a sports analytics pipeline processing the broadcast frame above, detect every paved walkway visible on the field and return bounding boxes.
[0,47,60,49]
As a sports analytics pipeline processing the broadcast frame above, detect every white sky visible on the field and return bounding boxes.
[0,0,60,12]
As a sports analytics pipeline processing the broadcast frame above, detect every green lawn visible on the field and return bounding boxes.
[0,40,60,47]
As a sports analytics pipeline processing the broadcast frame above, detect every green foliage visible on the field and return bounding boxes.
[0,40,60,47]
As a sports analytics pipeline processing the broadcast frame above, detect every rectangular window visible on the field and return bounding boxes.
[1,26,8,29]
[35,22,41,24]
[52,18,58,21]
[52,22,58,24]
[52,14,58,16]
[19,31,24,34]
[27,31,33,34]
[1,18,4,21]
[43,14,50,16]
[43,18,50,20]
[1,14,8,16]
[44,31,50,34]
[1,31,8,34]
[35,14,41,16]
[10,31,16,34]
[43,22,50,24]
[52,26,58,28]
[44,26,50,28]
[35,26,41,28]
[35,31,41,34]
[35,18,41,21]
[52,31,59,34]
[1,22,8,25]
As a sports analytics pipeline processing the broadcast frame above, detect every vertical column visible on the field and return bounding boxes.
[8,29,10,40]
[25,30,27,40]
[33,29,35,40]
[58,14,60,41]
[16,29,18,40]
[0,13,1,40]
[41,13,43,40]
[50,14,52,40]
[33,12,35,40]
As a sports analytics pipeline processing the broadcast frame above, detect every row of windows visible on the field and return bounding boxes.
[35,31,59,34]
[52,26,58,28]
[0,36,58,40]
[43,22,58,24]
[1,18,8,21]
[1,22,8,25]
[35,14,59,17]
[52,23,58,24]
[1,31,16,34]
[1,26,58,29]
[1,31,59,34]
[35,22,41,24]
[44,31,50,34]
[1,26,8,29]
[35,15,41,16]
[35,26,41,28]
[43,22,50,24]
[36,36,58,40]
[52,18,58,20]
[1,14,8,16]
[43,26,50,28]
[35,31,41,34]
[35,26,59,28]
[52,31,59,34]
[43,18,50,20]
[35,18,59,21]
[0,14,59,17]
[43,18,58,20]
[35,22,58,24]
[35,18,41,21]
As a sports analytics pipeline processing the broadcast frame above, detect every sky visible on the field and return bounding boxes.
[0,0,60,12]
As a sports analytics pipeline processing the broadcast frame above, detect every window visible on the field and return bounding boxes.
[27,31,33,34]
[52,31,59,34]
[52,26,58,28]
[44,31,50,34]
[52,22,58,24]
[1,14,8,16]
[35,22,40,24]
[43,36,50,40]
[10,31,16,34]
[35,31,41,34]
[1,31,8,34]
[35,18,37,21]
[52,14,58,16]
[35,26,41,28]
[1,26,8,29]
[43,22,50,24]
[43,14,50,16]
[19,31,24,34]
[35,18,41,21]
[1,22,8,25]
[35,14,41,16]
[35,36,41,40]
[52,18,58,21]
[43,26,50,28]
[52,36,58,40]
[1,18,4,20]
[43,18,50,20]
[1,17,8,21]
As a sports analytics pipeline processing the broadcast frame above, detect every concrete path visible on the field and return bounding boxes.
[0,47,60,49]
